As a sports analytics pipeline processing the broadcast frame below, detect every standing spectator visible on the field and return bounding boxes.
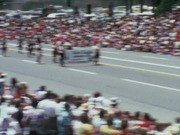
[14,82,29,99]
[77,113,94,135]
[71,109,83,135]
[8,77,19,97]
[37,91,58,135]
[92,109,107,135]
[99,117,121,135]
[56,103,73,135]
[21,106,49,135]
[0,106,22,135]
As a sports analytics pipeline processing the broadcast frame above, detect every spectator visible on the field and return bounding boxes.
[99,116,121,135]
[57,103,73,135]
[77,113,95,135]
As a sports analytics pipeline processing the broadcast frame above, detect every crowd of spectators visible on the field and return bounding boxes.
[0,8,180,56]
[0,72,180,135]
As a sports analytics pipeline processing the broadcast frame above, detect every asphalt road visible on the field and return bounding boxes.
[1,42,180,122]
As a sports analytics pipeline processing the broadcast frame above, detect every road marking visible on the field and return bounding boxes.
[122,78,180,92]
[68,68,97,75]
[43,48,52,51]
[8,48,180,77]
[102,62,180,77]
[8,43,17,47]
[102,51,120,54]
[22,60,37,64]
[141,55,168,60]
[102,56,180,69]
[43,53,51,56]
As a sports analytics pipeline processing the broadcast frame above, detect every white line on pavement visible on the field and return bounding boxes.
[122,78,180,92]
[102,51,120,54]
[68,68,97,75]
[8,45,180,70]
[8,43,17,47]
[43,48,52,51]
[43,53,51,56]
[141,56,168,60]
[22,60,37,64]
[102,56,180,69]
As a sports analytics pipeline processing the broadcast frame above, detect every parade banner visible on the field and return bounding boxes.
[65,48,94,63]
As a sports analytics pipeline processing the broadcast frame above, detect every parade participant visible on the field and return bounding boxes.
[92,45,100,65]
[52,45,59,63]
[1,38,7,57]
[58,43,65,67]
[36,36,42,45]
[36,45,43,64]
[27,39,35,57]
[18,37,23,54]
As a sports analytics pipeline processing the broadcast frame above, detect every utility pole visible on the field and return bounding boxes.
[67,0,71,7]
[125,0,129,14]
[108,3,113,17]
[87,4,92,14]
[129,0,133,13]
[140,0,144,13]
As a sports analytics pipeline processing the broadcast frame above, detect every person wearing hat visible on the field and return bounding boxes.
[0,106,22,135]
[71,109,84,135]
[109,97,121,113]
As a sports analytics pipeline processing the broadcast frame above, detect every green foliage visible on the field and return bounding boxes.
[0,0,5,3]
[155,0,177,16]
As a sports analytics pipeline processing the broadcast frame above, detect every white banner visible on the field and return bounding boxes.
[65,48,94,63]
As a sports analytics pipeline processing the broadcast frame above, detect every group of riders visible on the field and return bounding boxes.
[1,37,100,66]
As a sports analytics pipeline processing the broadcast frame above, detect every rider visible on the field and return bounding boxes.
[58,42,65,67]
[92,45,100,65]
[18,37,24,53]
[36,45,43,64]
[1,38,7,57]
[52,44,59,63]
[27,39,35,57]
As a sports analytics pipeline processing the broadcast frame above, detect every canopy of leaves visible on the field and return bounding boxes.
[155,0,178,16]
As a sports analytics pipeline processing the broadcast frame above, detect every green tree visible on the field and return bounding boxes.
[0,0,5,3]
[155,0,178,16]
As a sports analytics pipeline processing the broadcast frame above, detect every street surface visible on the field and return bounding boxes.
[0,42,180,122]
